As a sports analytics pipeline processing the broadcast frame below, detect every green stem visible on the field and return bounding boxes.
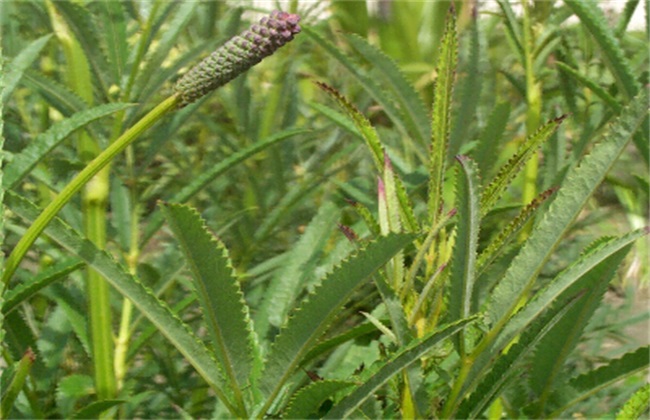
[1,95,180,288]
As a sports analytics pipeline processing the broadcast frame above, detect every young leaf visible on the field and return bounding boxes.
[486,89,648,329]
[448,156,481,355]
[257,233,416,414]
[161,203,257,410]
[428,9,457,223]
[324,316,477,419]
[480,115,566,217]
[616,383,649,420]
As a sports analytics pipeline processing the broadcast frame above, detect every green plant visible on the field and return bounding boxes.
[2,1,648,419]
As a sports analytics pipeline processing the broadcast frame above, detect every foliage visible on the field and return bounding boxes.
[1,1,648,418]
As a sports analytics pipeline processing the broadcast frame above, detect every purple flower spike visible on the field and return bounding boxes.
[175,10,301,107]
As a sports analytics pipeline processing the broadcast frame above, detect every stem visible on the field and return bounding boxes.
[1,95,180,288]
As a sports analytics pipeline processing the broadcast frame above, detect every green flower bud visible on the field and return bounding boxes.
[175,10,301,107]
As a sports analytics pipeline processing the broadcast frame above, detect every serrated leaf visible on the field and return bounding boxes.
[2,258,83,316]
[494,228,648,359]
[141,128,306,245]
[22,69,88,116]
[93,0,128,84]
[317,82,384,172]
[254,202,341,339]
[257,233,416,414]
[161,203,257,404]
[457,293,582,419]
[324,316,477,419]
[487,89,648,328]
[477,187,558,274]
[551,346,650,417]
[527,244,633,416]
[564,0,639,101]
[4,191,240,416]
[284,380,356,419]
[2,34,52,105]
[449,156,481,354]
[616,383,650,420]
[71,400,125,420]
[555,61,622,113]
[481,115,566,217]
[3,102,133,189]
[428,10,457,223]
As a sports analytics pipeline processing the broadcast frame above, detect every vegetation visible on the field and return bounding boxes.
[1,1,648,418]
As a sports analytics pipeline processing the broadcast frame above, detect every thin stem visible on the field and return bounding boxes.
[1,95,180,288]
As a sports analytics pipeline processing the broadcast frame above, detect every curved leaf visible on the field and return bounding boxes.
[257,233,417,414]
[161,203,257,411]
[284,380,355,419]
[324,316,476,419]
[3,102,133,189]
[2,34,52,105]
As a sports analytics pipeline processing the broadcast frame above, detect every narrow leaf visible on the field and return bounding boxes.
[480,115,566,217]
[324,317,476,419]
[487,90,648,327]
[429,10,457,223]
[161,203,256,400]
[258,233,416,413]
[3,103,133,189]
[449,156,481,354]
[564,0,639,100]
[2,34,52,105]
[4,192,238,415]
[284,380,356,419]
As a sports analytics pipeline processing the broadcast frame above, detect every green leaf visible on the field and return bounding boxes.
[254,202,341,339]
[94,0,128,84]
[480,115,566,217]
[141,128,306,245]
[53,0,111,99]
[474,102,510,180]
[448,156,481,354]
[257,233,416,414]
[2,34,52,105]
[528,243,633,416]
[564,0,639,101]
[555,61,622,113]
[616,383,649,420]
[486,89,648,328]
[551,346,650,417]
[346,33,430,146]
[304,26,426,158]
[428,10,457,223]
[494,228,648,358]
[4,191,240,416]
[22,70,88,116]
[3,102,133,189]
[2,258,84,315]
[161,203,257,409]
[496,0,524,62]
[0,348,35,419]
[71,400,125,420]
[457,293,582,419]
[324,316,477,419]
[284,380,356,419]
[477,187,558,275]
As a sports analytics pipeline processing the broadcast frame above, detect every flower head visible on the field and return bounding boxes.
[175,11,301,107]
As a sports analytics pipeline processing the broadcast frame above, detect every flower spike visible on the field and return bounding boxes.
[175,10,301,107]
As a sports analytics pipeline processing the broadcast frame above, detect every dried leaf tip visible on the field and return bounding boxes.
[175,10,301,107]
